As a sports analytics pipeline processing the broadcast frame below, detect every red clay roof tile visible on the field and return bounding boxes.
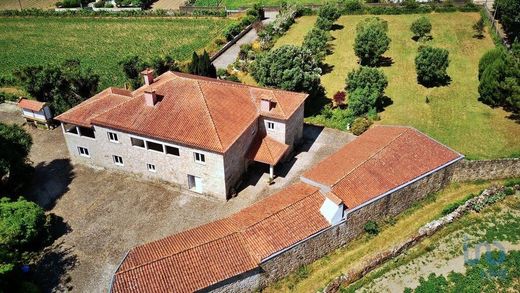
[247,135,290,165]
[17,98,46,112]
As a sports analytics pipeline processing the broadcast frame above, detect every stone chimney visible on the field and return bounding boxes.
[260,98,272,112]
[144,90,157,107]
[141,68,154,85]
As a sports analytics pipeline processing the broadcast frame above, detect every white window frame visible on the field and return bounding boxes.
[194,152,206,164]
[145,140,164,153]
[113,155,124,166]
[267,121,275,130]
[130,136,146,149]
[107,131,119,143]
[147,163,156,172]
[165,145,180,157]
[77,146,90,158]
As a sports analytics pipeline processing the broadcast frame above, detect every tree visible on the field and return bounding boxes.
[494,0,520,41]
[354,17,391,66]
[472,16,485,39]
[0,197,47,288]
[316,2,341,31]
[119,55,147,90]
[345,66,387,116]
[478,46,520,112]
[302,27,331,62]
[251,45,322,93]
[14,59,99,115]
[333,91,346,106]
[410,16,432,41]
[0,124,32,196]
[189,51,217,78]
[415,46,450,86]
[150,55,178,75]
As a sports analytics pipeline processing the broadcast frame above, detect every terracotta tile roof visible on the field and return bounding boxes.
[55,87,132,128]
[247,135,290,165]
[56,71,307,153]
[17,98,46,112]
[112,182,328,293]
[302,126,463,209]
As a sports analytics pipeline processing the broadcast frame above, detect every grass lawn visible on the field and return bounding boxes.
[264,179,512,292]
[0,17,232,88]
[274,12,520,159]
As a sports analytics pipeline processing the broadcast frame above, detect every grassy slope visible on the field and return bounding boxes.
[0,17,232,88]
[274,13,520,159]
[264,180,508,292]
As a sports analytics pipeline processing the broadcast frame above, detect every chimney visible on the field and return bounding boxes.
[141,68,154,85]
[144,90,157,106]
[260,98,272,112]
[319,191,344,225]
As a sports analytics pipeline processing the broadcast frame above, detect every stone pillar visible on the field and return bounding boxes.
[269,165,274,179]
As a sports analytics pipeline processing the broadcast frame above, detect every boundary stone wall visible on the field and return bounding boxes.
[451,158,520,182]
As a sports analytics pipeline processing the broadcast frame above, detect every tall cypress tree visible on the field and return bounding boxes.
[189,52,199,74]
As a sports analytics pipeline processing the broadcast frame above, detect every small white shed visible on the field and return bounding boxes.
[17,98,53,128]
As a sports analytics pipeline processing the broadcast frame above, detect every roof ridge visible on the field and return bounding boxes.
[116,230,243,275]
[330,128,410,189]
[263,136,275,163]
[57,88,131,121]
[194,80,224,150]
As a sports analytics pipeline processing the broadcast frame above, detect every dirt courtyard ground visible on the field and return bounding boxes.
[0,103,354,292]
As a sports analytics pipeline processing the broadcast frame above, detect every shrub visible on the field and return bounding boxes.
[345,66,387,116]
[302,27,330,61]
[505,178,520,187]
[258,4,300,49]
[472,16,484,38]
[316,2,340,30]
[351,117,372,135]
[342,0,363,13]
[104,2,114,7]
[504,187,515,196]
[494,0,520,41]
[410,16,432,40]
[415,46,450,86]
[224,22,242,41]
[61,0,80,7]
[354,17,391,66]
[364,220,379,235]
[94,0,105,8]
[333,91,346,106]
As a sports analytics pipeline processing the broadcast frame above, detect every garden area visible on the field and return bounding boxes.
[0,16,233,89]
[263,179,520,292]
[272,12,520,159]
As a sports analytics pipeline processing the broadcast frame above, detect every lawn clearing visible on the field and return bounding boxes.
[0,17,232,88]
[274,13,520,159]
[264,180,509,292]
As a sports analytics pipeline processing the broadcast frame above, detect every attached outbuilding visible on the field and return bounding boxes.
[17,98,53,128]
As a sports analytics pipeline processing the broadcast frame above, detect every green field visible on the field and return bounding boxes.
[0,17,232,88]
[194,0,324,9]
[275,13,520,159]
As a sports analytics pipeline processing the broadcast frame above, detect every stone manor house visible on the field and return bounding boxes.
[56,70,307,199]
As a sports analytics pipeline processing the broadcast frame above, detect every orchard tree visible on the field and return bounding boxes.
[478,46,520,112]
[119,55,147,89]
[302,27,331,62]
[345,66,387,116]
[415,46,450,86]
[316,2,341,30]
[0,123,32,196]
[251,45,322,93]
[150,55,179,75]
[354,17,391,66]
[410,16,432,41]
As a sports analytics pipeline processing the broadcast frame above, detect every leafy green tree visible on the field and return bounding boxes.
[478,46,520,112]
[302,27,331,62]
[189,51,217,78]
[150,55,178,75]
[494,0,520,41]
[415,46,450,86]
[251,45,322,93]
[15,59,99,115]
[0,123,32,196]
[410,16,432,40]
[472,16,485,38]
[354,17,391,66]
[316,2,341,30]
[119,55,147,90]
[345,67,387,116]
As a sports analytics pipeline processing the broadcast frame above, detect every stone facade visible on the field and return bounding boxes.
[451,158,520,182]
[61,105,305,200]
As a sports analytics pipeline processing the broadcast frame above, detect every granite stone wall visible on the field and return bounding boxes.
[451,158,520,182]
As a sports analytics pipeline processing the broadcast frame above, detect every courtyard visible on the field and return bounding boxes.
[0,103,354,292]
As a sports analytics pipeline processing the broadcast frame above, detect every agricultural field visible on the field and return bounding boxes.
[194,0,324,9]
[0,16,233,88]
[0,0,54,10]
[274,12,520,159]
[265,179,520,292]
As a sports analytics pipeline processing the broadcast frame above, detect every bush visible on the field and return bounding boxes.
[316,2,340,30]
[60,0,80,7]
[494,0,520,41]
[224,22,243,41]
[351,117,372,135]
[415,46,450,86]
[505,178,520,187]
[342,0,363,13]
[364,220,379,235]
[258,4,301,49]
[354,17,391,66]
[333,91,346,106]
[0,92,18,103]
[94,0,105,8]
[302,27,330,62]
[472,16,484,38]
[410,16,432,40]
[104,2,114,7]
[345,66,387,116]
